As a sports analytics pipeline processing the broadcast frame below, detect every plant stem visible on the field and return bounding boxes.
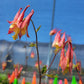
[76,69,83,84]
[31,19,41,84]
[43,49,60,75]
[47,49,60,71]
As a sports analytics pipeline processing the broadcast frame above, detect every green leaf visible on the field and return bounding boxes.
[36,25,41,32]
[29,43,36,47]
[41,65,47,74]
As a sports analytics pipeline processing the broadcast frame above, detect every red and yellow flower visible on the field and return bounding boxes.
[59,42,73,74]
[52,30,65,50]
[49,29,57,36]
[8,5,34,40]
[35,61,42,68]
[30,51,35,58]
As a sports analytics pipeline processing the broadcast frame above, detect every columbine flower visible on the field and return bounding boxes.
[52,30,65,49]
[59,42,73,74]
[30,51,35,58]
[35,61,42,68]
[59,45,68,72]
[8,5,34,40]
[49,29,57,36]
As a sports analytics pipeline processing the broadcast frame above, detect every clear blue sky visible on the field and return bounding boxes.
[0,0,84,44]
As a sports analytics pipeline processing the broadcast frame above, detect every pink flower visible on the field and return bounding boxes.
[35,61,42,68]
[30,51,35,58]
[8,5,34,40]
[49,29,57,35]
[59,42,73,73]
[52,30,65,49]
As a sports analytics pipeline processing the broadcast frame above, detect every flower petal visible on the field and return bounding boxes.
[21,9,34,28]
[17,5,30,27]
[8,24,16,34]
[59,32,65,47]
[7,8,22,24]
[49,28,57,35]
[52,30,61,47]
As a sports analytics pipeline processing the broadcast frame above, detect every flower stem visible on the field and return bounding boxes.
[31,19,41,84]
[76,69,83,84]
[42,49,60,76]
[47,49,60,72]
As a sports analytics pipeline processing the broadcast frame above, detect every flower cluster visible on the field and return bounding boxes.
[50,29,81,74]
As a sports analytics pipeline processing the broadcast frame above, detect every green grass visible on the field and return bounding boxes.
[0,73,9,84]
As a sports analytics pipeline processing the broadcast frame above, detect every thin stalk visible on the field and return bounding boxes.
[42,49,60,76]
[76,69,83,84]
[25,45,27,71]
[31,19,41,84]
[47,49,60,72]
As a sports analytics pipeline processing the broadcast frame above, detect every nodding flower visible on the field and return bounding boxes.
[35,61,42,68]
[8,5,34,40]
[52,30,65,49]
[30,51,35,58]
[59,42,74,74]
[49,28,57,36]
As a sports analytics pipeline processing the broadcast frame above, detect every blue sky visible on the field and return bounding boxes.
[0,0,84,44]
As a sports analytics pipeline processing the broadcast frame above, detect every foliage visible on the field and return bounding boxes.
[0,73,9,84]
[26,82,31,84]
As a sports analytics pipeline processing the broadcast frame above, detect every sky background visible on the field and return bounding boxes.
[0,0,84,44]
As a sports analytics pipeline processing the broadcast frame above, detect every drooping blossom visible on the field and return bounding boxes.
[30,51,35,58]
[49,29,57,36]
[59,42,73,74]
[2,61,7,70]
[52,30,65,50]
[35,60,42,68]
[8,5,34,40]
[59,44,69,72]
